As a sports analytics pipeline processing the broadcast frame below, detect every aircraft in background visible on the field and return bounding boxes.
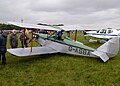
[7,22,120,62]
[85,28,120,39]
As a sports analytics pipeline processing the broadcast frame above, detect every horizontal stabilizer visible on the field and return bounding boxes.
[91,51,109,62]
[7,46,58,56]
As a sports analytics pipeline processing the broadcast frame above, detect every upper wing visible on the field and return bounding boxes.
[58,25,83,31]
[8,21,60,31]
[7,46,58,56]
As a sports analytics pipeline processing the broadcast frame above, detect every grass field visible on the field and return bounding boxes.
[0,32,120,86]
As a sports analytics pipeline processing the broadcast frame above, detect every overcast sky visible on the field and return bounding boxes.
[0,0,120,29]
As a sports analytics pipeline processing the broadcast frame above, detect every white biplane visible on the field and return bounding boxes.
[7,22,119,62]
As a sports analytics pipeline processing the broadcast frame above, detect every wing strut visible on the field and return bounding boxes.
[74,30,77,41]
[30,30,33,52]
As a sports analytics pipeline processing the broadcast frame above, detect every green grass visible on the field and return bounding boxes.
[0,32,120,86]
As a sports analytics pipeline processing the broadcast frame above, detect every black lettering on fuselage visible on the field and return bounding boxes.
[68,46,91,56]
[68,46,72,51]
[79,48,82,54]
[87,51,90,56]
[75,48,78,53]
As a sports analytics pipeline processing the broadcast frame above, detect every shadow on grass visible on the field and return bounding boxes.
[6,53,55,64]
[6,52,109,66]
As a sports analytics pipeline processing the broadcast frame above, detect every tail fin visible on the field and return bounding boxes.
[91,37,119,62]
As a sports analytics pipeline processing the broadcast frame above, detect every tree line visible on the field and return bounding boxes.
[0,23,22,30]
[0,23,64,30]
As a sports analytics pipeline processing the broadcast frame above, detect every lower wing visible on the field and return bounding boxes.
[7,46,58,56]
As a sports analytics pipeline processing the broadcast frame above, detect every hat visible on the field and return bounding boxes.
[3,30,8,33]
[12,29,16,33]
[2,30,8,35]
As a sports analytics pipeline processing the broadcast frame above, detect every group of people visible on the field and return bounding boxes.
[0,29,29,65]
[0,29,64,65]
[9,29,29,48]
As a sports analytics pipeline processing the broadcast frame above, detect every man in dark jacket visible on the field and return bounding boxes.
[9,29,18,48]
[20,31,29,48]
[0,31,8,65]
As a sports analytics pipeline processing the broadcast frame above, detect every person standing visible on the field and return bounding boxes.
[83,30,87,39]
[0,31,8,65]
[9,29,18,48]
[56,30,64,40]
[20,31,29,48]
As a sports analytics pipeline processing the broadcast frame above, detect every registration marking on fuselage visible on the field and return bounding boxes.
[68,46,93,56]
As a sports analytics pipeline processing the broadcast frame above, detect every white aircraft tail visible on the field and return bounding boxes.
[91,37,119,62]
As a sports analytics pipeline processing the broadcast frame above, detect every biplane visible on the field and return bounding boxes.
[7,22,119,62]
